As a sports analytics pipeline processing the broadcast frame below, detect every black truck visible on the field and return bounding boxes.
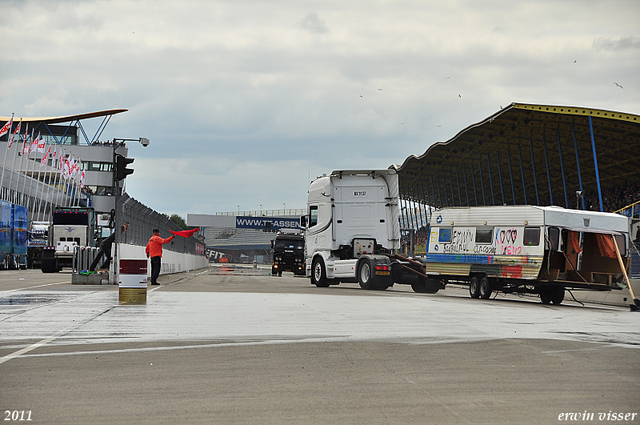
[271,230,305,276]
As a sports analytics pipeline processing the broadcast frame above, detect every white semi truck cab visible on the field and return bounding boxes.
[302,170,438,291]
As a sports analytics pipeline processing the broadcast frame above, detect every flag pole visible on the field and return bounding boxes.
[25,130,38,215]
[18,126,30,207]
[7,119,22,204]
[36,139,50,221]
[0,113,15,200]
[53,147,63,211]
[33,134,45,220]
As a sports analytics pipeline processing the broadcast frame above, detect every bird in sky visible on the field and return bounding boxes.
[614,82,623,89]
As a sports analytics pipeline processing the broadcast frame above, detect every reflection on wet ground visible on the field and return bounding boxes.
[210,266,271,277]
[0,293,75,306]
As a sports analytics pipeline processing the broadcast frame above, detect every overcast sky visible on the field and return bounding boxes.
[1,0,639,218]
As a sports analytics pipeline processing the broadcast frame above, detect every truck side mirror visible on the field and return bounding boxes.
[270,240,274,249]
[300,215,307,228]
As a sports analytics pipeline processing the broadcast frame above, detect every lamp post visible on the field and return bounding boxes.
[112,137,150,191]
[110,137,150,284]
[575,190,583,210]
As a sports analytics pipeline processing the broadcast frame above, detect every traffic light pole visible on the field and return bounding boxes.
[110,137,148,285]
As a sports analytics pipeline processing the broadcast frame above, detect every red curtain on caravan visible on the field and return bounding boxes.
[595,234,616,259]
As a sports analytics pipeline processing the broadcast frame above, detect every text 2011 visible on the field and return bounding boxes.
[4,411,32,421]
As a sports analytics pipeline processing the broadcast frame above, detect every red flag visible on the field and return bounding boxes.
[0,116,13,138]
[9,119,21,148]
[41,145,51,165]
[169,228,200,237]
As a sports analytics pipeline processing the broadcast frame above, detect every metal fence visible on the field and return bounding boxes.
[115,193,202,255]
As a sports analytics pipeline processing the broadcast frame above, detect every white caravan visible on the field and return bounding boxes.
[426,205,630,304]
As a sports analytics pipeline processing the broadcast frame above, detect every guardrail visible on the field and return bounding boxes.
[615,200,640,218]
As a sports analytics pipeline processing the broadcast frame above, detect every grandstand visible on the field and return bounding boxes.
[393,103,640,215]
[392,103,640,279]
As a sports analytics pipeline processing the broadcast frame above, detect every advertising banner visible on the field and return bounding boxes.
[235,216,301,231]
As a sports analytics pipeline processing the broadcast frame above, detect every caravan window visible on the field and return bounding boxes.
[524,227,541,246]
[614,234,626,257]
[475,228,493,244]
[309,206,318,228]
[548,227,560,251]
[439,228,452,243]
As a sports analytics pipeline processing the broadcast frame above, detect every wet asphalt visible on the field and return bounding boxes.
[1,266,639,424]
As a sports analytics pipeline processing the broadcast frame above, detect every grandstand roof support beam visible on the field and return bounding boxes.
[462,164,470,207]
[557,129,569,208]
[430,176,437,208]
[487,154,495,206]
[507,149,516,205]
[449,170,456,207]
[517,144,528,205]
[589,116,604,212]
[478,159,486,206]
[542,133,554,205]
[405,197,411,229]
[455,167,463,206]
[420,185,428,223]
[412,197,418,229]
[470,162,478,206]
[416,187,424,228]
[496,151,505,205]
[529,138,540,206]
[441,174,450,207]
[409,197,416,230]
[572,122,585,210]
[408,197,415,230]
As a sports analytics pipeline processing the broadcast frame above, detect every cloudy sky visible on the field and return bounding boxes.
[1,0,639,218]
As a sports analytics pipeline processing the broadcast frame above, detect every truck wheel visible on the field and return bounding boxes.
[479,277,492,299]
[41,257,58,273]
[411,277,440,294]
[358,260,375,290]
[551,287,565,305]
[411,277,427,293]
[311,257,329,287]
[469,276,480,298]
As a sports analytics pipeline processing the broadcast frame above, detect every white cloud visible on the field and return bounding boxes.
[1,0,639,216]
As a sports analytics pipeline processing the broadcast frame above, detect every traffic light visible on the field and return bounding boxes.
[115,154,134,180]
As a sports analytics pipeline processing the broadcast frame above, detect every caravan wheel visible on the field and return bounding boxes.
[551,287,565,305]
[539,287,552,304]
[479,277,492,300]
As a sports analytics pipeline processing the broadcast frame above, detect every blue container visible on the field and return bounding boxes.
[13,204,28,256]
[0,200,12,255]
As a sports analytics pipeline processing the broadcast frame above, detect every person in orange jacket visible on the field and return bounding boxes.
[145,229,174,285]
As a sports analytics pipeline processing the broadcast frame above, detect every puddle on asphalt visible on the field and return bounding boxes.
[0,293,73,306]
[210,266,270,277]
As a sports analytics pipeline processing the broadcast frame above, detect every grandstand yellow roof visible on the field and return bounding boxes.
[393,102,640,206]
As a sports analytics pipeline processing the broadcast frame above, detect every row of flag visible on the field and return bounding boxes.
[1,115,85,188]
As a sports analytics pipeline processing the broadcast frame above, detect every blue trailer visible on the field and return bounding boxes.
[0,200,28,269]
